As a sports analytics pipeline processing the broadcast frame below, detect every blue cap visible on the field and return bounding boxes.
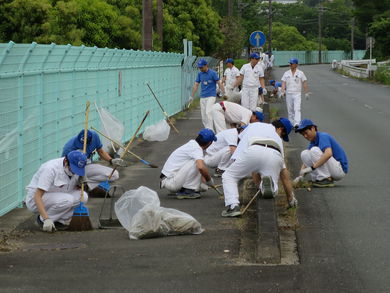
[250,52,260,60]
[77,129,92,145]
[279,118,293,142]
[269,80,275,85]
[197,59,208,68]
[253,111,264,122]
[67,150,87,176]
[225,58,234,64]
[198,128,217,143]
[289,58,299,64]
[295,119,316,133]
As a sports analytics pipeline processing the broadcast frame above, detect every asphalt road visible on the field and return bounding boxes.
[1,64,389,292]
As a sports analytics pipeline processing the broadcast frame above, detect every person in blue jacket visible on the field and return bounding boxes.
[295,119,348,187]
[62,130,126,192]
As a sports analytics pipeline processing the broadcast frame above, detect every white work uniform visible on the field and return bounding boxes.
[281,69,307,126]
[301,147,345,181]
[200,97,216,130]
[205,128,238,171]
[161,140,204,192]
[25,158,88,224]
[85,164,119,190]
[222,125,285,208]
[224,66,241,103]
[239,63,264,111]
[269,55,274,68]
[211,101,252,133]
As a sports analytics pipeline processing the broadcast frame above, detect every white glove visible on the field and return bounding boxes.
[299,167,313,177]
[43,219,56,232]
[110,158,127,167]
[189,96,194,102]
[262,88,267,95]
[288,196,298,208]
[206,177,215,187]
[292,176,303,185]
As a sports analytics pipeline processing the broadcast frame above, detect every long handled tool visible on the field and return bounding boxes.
[98,111,151,191]
[241,190,261,216]
[91,126,158,168]
[68,101,93,231]
[146,83,179,133]
[210,185,224,199]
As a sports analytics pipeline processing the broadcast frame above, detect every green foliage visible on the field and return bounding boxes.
[373,65,390,85]
[218,16,245,59]
[323,37,350,51]
[369,11,390,60]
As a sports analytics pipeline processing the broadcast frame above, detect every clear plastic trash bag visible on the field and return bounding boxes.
[143,119,170,142]
[114,186,204,239]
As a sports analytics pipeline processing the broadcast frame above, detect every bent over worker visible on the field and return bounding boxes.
[25,150,88,232]
[190,59,225,129]
[221,118,297,217]
[160,129,216,199]
[62,129,126,191]
[295,119,348,187]
[211,100,263,133]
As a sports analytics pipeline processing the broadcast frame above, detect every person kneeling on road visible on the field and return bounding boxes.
[294,119,348,187]
[221,118,298,217]
[25,150,88,232]
[160,129,216,199]
[62,130,126,193]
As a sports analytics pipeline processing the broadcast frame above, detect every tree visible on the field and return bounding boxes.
[218,16,245,58]
[369,11,390,59]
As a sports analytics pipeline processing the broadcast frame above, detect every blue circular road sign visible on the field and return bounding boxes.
[249,31,266,47]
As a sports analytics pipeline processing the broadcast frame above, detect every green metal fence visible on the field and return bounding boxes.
[272,50,366,66]
[0,42,192,216]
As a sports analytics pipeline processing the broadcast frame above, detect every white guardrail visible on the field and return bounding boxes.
[331,59,377,78]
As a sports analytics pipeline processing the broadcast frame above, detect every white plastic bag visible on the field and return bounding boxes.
[143,120,170,142]
[115,186,204,240]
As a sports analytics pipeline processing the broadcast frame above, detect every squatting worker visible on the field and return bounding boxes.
[62,130,126,192]
[221,118,298,217]
[222,58,241,103]
[295,119,348,187]
[25,150,88,232]
[160,129,217,199]
[281,58,310,129]
[190,59,225,130]
[233,52,266,111]
[211,100,263,133]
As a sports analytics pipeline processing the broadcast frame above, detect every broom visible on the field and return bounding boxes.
[97,111,151,192]
[68,101,93,231]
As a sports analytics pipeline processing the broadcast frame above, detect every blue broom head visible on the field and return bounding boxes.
[98,180,110,192]
[73,202,90,217]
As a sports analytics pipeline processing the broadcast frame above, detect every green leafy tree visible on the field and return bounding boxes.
[369,11,390,59]
[218,16,245,58]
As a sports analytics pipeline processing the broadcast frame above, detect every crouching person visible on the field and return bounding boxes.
[221,118,298,217]
[25,150,88,232]
[295,119,348,187]
[160,129,216,199]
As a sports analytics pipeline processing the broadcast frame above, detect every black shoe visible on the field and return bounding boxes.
[312,178,335,188]
[36,215,44,228]
[54,221,69,231]
[176,188,201,199]
[213,168,225,178]
[221,205,241,217]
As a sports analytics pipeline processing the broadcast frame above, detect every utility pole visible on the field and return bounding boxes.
[268,0,272,52]
[317,5,325,64]
[142,0,153,50]
[157,0,163,50]
[350,17,354,60]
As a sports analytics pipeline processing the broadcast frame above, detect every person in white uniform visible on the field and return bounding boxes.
[222,58,241,103]
[190,59,225,129]
[221,118,298,217]
[204,127,244,177]
[233,53,266,111]
[211,100,264,133]
[160,129,216,199]
[25,150,88,232]
[294,119,348,187]
[281,58,310,129]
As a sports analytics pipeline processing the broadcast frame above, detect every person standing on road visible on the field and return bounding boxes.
[281,58,310,129]
[295,119,348,187]
[233,53,266,111]
[62,129,126,192]
[221,118,297,217]
[160,129,216,199]
[211,100,263,133]
[222,58,241,103]
[190,59,225,130]
[25,150,88,232]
